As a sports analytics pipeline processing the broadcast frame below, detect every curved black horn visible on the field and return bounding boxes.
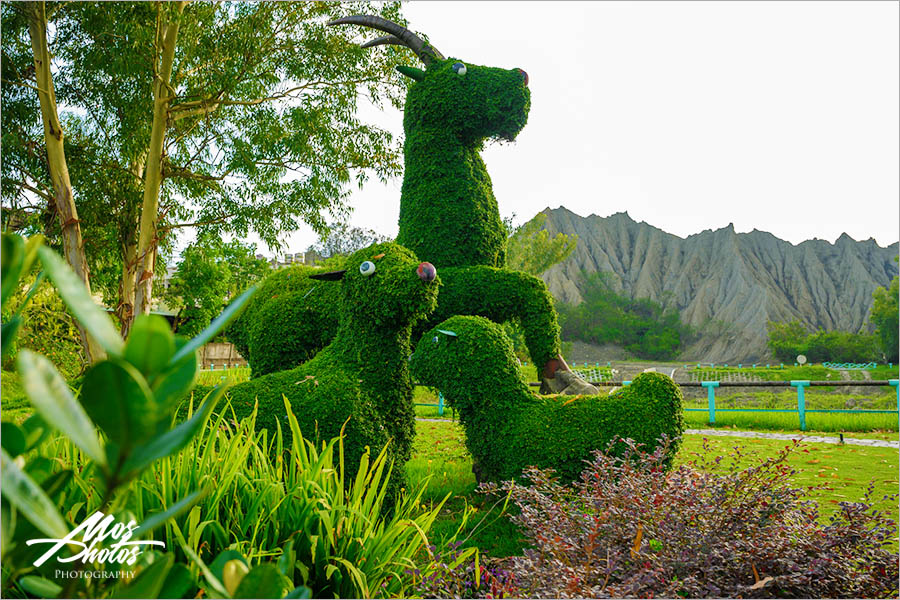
[361,35,405,49]
[328,14,445,66]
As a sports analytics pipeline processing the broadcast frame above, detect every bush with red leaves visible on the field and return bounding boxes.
[481,436,899,599]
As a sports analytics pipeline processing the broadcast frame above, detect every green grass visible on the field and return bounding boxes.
[407,420,900,558]
[684,408,899,433]
[686,363,899,382]
[407,420,526,558]
[1,370,31,422]
[196,366,251,386]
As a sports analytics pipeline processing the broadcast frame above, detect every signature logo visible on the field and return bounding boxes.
[26,511,164,567]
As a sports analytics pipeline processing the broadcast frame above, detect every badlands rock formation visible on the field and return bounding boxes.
[540,207,898,362]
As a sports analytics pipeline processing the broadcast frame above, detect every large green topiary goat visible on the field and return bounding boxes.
[225,242,439,492]
[329,15,572,383]
[410,316,685,483]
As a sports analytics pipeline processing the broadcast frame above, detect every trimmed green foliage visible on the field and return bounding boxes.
[226,242,439,494]
[225,265,340,377]
[411,316,684,482]
[423,265,561,370]
[871,275,899,362]
[397,59,529,268]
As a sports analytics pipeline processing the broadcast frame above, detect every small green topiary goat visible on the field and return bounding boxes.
[410,316,685,483]
[329,15,571,383]
[225,242,439,493]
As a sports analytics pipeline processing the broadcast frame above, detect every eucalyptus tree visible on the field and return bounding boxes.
[2,1,412,340]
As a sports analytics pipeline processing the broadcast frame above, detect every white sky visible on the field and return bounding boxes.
[243,0,900,258]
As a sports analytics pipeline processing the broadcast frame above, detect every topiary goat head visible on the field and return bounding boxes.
[329,15,530,146]
[310,242,439,330]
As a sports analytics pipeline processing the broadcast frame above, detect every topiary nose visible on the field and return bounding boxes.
[417,262,436,282]
[517,68,529,86]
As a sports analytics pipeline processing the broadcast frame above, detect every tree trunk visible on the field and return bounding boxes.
[117,155,146,339]
[27,1,103,364]
[132,1,187,325]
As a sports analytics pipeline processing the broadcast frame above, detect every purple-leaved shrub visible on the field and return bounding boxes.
[480,437,899,599]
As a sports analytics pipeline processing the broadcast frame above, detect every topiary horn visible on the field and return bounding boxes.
[327,14,445,66]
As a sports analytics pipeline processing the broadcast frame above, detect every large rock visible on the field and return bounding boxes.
[539,207,898,363]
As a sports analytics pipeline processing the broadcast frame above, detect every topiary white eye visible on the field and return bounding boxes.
[452,62,466,76]
[359,261,376,276]
[432,336,439,344]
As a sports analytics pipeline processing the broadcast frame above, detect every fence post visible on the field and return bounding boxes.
[701,381,719,424]
[890,380,899,412]
[791,380,810,431]
[438,392,445,416]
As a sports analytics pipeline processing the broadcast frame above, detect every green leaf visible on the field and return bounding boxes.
[1,317,22,360]
[17,350,107,466]
[0,448,69,540]
[122,384,225,475]
[209,550,247,586]
[81,359,159,449]
[158,563,196,599]
[1,233,25,307]
[169,285,257,367]
[40,470,74,502]
[125,315,176,377]
[21,414,50,452]
[18,575,62,598]
[132,489,207,539]
[285,586,313,599]
[114,553,174,599]
[234,564,287,599]
[1,422,26,457]
[37,246,124,357]
[152,337,198,411]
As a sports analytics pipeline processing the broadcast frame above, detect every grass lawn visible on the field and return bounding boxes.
[0,371,30,422]
[408,419,900,559]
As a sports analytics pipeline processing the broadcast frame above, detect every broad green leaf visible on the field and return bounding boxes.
[122,384,225,475]
[169,285,257,367]
[178,540,227,598]
[0,448,69,540]
[234,564,287,599]
[1,233,25,306]
[152,337,198,411]
[18,576,62,598]
[285,586,313,599]
[1,317,22,360]
[125,315,176,377]
[1,422,26,457]
[113,553,173,599]
[158,563,196,599]
[210,549,248,586]
[17,350,107,466]
[223,559,250,597]
[21,235,43,280]
[132,489,207,539]
[37,246,124,357]
[81,359,159,449]
[21,414,50,452]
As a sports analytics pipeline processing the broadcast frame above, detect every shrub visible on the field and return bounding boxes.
[482,437,900,599]
[557,272,690,360]
[411,315,685,482]
[224,264,340,376]
[226,243,439,498]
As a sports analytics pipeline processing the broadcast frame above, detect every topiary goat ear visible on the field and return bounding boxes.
[309,269,347,281]
[396,65,425,81]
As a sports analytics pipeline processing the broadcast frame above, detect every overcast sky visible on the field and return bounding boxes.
[248,0,900,258]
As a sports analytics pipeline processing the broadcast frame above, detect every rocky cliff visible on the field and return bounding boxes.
[540,207,899,362]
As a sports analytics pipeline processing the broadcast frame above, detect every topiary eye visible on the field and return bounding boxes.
[452,62,466,76]
[359,261,376,276]
[432,336,439,344]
